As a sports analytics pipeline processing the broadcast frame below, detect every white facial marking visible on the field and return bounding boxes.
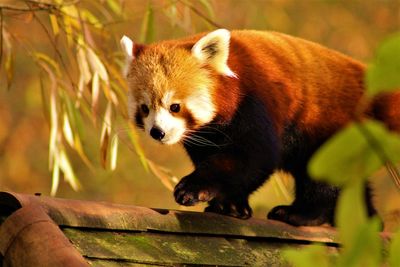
[192,29,238,78]
[186,88,216,124]
[144,107,186,145]
[162,91,175,106]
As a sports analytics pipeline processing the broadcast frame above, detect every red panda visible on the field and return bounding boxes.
[120,29,400,226]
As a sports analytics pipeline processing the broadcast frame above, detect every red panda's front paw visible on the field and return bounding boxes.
[205,198,252,219]
[173,177,217,206]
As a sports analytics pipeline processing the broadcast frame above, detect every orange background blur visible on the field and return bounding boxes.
[0,0,399,224]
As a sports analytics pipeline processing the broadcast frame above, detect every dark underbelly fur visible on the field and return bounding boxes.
[173,95,377,226]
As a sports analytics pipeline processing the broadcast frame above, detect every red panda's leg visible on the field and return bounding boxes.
[268,175,340,226]
[268,125,378,226]
[265,125,343,226]
[174,152,276,219]
[268,179,377,226]
[175,94,280,219]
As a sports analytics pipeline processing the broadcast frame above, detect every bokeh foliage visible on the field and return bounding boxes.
[1,4,400,262]
[0,0,219,197]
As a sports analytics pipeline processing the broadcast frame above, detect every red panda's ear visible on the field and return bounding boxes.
[120,35,134,76]
[192,29,237,78]
[120,35,134,59]
[120,36,145,76]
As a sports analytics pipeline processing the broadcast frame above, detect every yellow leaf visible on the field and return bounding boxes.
[100,103,112,168]
[110,135,118,171]
[48,83,58,169]
[81,9,102,29]
[106,0,122,15]
[92,71,100,116]
[59,149,81,191]
[73,136,94,170]
[86,47,109,83]
[63,113,74,147]
[63,16,73,47]
[34,52,61,77]
[61,5,80,29]
[77,47,91,84]
[49,14,59,36]
[50,159,60,196]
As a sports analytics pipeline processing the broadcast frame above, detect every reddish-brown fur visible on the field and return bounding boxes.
[128,30,400,226]
[140,31,399,136]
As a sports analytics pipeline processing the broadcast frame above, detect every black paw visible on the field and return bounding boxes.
[205,198,252,219]
[267,205,332,226]
[174,177,217,206]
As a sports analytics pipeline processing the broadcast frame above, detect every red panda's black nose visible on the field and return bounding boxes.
[150,127,165,141]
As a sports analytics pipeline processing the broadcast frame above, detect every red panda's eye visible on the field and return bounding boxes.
[141,104,149,114]
[170,104,180,113]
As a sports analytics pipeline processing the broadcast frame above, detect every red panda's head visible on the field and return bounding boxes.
[121,29,237,144]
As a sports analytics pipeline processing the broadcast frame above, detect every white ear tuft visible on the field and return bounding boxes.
[120,35,134,76]
[120,35,134,58]
[192,29,237,78]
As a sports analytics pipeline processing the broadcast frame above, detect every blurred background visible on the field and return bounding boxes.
[0,0,399,228]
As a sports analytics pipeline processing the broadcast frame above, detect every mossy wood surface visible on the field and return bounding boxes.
[64,227,306,266]
[0,191,340,266]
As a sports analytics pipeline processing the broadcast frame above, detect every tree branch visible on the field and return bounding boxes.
[178,0,223,29]
[0,0,80,12]
[26,2,77,93]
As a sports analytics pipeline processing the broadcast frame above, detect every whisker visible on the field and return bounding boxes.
[182,131,232,147]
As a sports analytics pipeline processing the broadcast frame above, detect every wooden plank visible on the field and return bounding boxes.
[87,259,166,267]
[63,228,304,266]
[0,205,89,267]
[0,192,338,244]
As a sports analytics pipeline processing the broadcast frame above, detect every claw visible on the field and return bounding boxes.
[173,177,216,206]
[205,199,252,219]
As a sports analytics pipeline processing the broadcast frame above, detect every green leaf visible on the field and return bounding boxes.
[366,33,400,96]
[283,244,331,267]
[337,217,382,267]
[140,3,155,44]
[309,120,400,186]
[389,230,400,267]
[336,179,368,248]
